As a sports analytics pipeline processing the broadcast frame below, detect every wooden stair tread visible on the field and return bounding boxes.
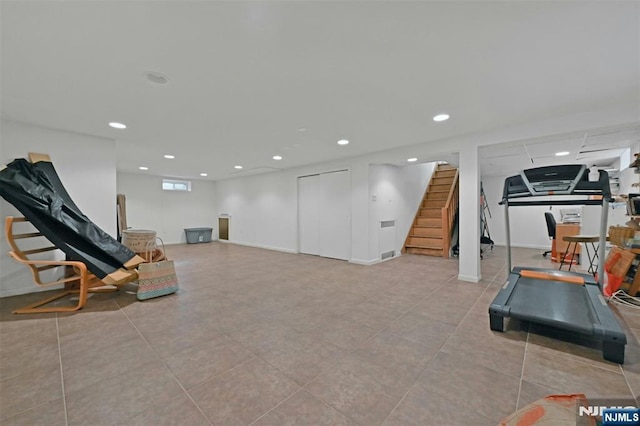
[406,247,444,253]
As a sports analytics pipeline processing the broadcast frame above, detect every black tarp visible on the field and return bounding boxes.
[0,158,138,279]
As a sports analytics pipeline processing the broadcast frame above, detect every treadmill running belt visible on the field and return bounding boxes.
[508,277,594,335]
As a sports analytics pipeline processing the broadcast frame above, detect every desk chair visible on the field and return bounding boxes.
[543,212,556,258]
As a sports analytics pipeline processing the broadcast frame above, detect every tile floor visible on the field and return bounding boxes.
[0,243,639,425]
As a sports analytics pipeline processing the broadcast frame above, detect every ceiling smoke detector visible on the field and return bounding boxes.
[145,71,168,84]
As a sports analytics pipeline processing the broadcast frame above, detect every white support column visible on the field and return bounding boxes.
[458,146,482,282]
[349,160,373,264]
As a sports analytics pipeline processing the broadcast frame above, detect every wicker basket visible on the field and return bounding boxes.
[608,226,635,247]
[121,229,157,252]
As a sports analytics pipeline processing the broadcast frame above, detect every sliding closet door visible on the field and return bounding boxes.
[319,170,350,260]
[298,170,350,261]
[298,174,320,255]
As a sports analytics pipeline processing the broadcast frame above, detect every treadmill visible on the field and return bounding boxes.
[489,164,626,364]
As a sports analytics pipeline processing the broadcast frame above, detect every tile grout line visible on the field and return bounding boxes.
[246,390,300,426]
[515,330,530,410]
[382,278,524,424]
[119,294,312,417]
[355,273,459,349]
[300,386,363,425]
[55,314,69,426]
[376,347,443,426]
[213,327,313,391]
[250,270,461,395]
[117,304,214,426]
[355,272,461,354]
[525,339,627,376]
[290,269,461,425]
[619,365,637,401]
[379,275,492,425]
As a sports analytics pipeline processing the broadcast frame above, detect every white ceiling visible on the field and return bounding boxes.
[1,1,639,180]
[480,123,640,177]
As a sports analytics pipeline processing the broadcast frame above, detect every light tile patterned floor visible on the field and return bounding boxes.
[0,243,639,425]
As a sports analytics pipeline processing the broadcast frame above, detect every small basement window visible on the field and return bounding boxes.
[162,179,191,192]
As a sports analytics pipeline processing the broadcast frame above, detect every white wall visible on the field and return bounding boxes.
[216,159,436,264]
[216,159,369,259]
[0,119,117,297]
[116,172,216,245]
[216,171,297,253]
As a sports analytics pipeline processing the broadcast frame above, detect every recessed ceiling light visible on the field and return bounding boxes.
[337,139,349,145]
[298,128,307,132]
[145,71,168,84]
[433,114,450,122]
[109,122,127,129]
[200,173,208,177]
[234,165,243,169]
[139,166,148,170]
[407,158,418,162]
[163,154,175,159]
[273,155,283,160]
[555,151,570,156]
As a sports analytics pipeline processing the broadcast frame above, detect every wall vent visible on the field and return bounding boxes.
[381,250,395,260]
[379,220,396,260]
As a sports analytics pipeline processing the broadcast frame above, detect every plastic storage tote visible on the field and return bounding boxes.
[184,228,213,244]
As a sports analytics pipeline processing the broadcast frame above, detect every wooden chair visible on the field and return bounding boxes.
[5,216,136,314]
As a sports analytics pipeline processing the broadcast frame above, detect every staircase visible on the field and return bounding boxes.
[403,163,459,258]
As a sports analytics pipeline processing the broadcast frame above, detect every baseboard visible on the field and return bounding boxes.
[227,240,298,254]
[349,258,380,266]
[493,243,549,250]
[0,285,63,299]
[458,274,481,283]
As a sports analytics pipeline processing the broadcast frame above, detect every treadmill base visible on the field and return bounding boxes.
[489,267,627,364]
[603,341,625,364]
[489,313,504,332]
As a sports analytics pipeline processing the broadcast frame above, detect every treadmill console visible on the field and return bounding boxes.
[501,164,611,204]
[520,164,586,195]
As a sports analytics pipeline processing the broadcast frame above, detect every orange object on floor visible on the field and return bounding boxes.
[499,394,596,426]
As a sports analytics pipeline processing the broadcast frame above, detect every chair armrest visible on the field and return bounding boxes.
[8,251,91,287]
